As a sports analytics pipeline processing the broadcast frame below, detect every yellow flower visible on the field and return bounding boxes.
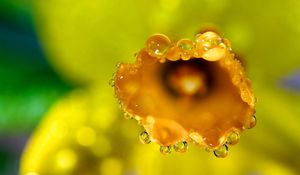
[20,0,300,174]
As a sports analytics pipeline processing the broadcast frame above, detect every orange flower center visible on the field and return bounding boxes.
[112,31,256,156]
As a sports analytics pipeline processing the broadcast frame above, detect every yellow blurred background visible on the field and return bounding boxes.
[1,0,300,174]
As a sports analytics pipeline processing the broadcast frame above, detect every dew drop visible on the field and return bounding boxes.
[139,131,151,144]
[213,145,228,158]
[109,78,115,87]
[115,62,122,68]
[123,112,133,120]
[117,99,123,107]
[177,39,194,60]
[146,34,171,58]
[174,141,188,153]
[247,115,256,129]
[160,145,172,155]
[226,131,240,145]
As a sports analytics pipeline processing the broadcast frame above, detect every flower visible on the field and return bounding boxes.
[20,0,300,174]
[113,31,256,156]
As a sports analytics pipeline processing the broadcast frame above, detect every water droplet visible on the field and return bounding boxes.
[174,141,188,153]
[226,131,240,145]
[123,112,133,120]
[115,62,122,68]
[247,115,256,129]
[213,145,228,158]
[109,78,115,87]
[117,99,122,106]
[177,39,194,51]
[139,131,151,144]
[176,39,194,60]
[146,34,171,58]
[160,145,172,155]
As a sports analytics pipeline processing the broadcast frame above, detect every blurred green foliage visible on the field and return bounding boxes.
[0,0,71,132]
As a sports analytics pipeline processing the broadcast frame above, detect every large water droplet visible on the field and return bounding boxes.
[174,141,188,153]
[146,34,171,58]
[196,31,221,50]
[213,145,228,158]
[139,131,151,144]
[227,131,240,145]
[160,145,172,155]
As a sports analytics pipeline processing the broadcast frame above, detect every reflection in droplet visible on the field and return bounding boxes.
[139,131,151,144]
[213,145,228,158]
[177,39,194,51]
[174,141,188,153]
[160,145,172,155]
[196,31,221,50]
[177,39,194,60]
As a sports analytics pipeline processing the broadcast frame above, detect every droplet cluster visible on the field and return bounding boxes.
[144,31,232,63]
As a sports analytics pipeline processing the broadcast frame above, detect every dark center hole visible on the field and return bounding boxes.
[161,59,214,98]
